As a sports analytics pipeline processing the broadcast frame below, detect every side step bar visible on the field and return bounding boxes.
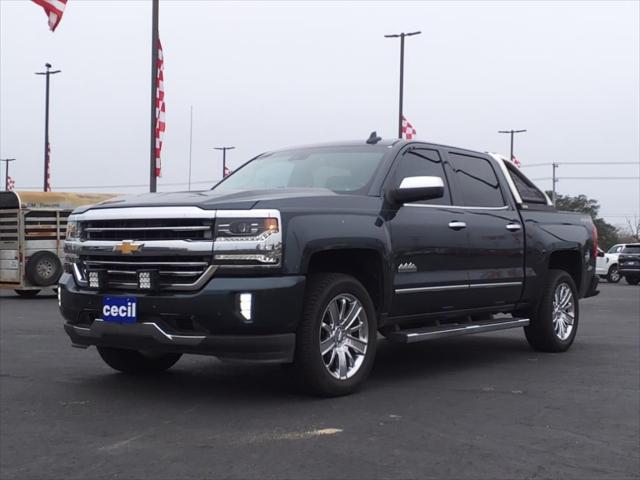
[385,317,530,344]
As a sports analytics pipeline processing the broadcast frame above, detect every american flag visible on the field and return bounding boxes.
[155,39,166,177]
[31,0,67,32]
[401,116,416,140]
[46,142,51,191]
[511,154,521,168]
[6,176,15,191]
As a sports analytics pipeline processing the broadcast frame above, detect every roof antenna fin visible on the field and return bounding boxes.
[366,131,382,145]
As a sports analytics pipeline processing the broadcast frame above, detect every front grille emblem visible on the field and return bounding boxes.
[113,240,144,255]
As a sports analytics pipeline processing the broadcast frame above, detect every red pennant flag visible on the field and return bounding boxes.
[31,0,67,32]
[401,116,416,140]
[154,39,165,177]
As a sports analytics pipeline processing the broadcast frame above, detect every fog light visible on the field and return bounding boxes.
[137,270,158,290]
[239,293,252,321]
[87,270,106,290]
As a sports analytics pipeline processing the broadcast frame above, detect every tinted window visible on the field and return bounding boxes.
[505,163,547,204]
[213,147,386,195]
[448,153,505,207]
[608,245,622,253]
[393,148,451,205]
[622,245,640,254]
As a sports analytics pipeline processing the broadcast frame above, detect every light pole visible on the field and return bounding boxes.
[385,30,421,138]
[498,129,527,164]
[35,63,61,192]
[0,158,16,191]
[214,146,235,178]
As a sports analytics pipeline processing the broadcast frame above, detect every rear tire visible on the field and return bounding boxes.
[14,289,41,298]
[625,275,640,285]
[523,270,579,353]
[293,273,377,397]
[606,265,621,283]
[97,347,181,374]
[25,251,62,287]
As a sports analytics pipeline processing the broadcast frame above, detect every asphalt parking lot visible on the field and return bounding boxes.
[1,283,638,480]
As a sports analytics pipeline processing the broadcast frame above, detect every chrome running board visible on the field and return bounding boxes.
[385,317,530,344]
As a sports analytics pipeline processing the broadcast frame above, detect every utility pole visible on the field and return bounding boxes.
[35,63,61,192]
[188,105,193,191]
[498,129,527,164]
[214,146,235,179]
[552,162,558,206]
[0,158,16,191]
[385,31,421,138]
[149,0,159,192]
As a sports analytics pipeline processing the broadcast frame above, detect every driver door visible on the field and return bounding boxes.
[385,146,471,316]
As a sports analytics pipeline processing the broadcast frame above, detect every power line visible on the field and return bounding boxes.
[523,161,639,168]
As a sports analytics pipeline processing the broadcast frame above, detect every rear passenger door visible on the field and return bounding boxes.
[386,146,471,316]
[445,150,525,308]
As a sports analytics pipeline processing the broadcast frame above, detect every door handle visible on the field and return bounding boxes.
[506,223,522,232]
[448,221,467,230]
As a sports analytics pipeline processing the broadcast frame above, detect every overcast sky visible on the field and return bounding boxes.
[1,1,638,226]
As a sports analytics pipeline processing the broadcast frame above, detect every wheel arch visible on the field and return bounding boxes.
[304,247,391,323]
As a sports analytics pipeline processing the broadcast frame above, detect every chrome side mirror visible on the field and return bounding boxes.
[388,176,445,204]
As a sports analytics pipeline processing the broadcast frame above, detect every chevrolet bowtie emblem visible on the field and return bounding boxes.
[113,240,144,255]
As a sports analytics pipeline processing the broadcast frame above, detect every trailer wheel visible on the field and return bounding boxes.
[15,289,41,298]
[25,251,62,287]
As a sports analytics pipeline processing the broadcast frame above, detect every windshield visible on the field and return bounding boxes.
[212,147,387,195]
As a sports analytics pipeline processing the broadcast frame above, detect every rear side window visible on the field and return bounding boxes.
[622,245,640,254]
[505,162,548,204]
[393,148,451,205]
[448,153,505,207]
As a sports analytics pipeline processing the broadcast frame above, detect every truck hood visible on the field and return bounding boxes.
[74,188,379,214]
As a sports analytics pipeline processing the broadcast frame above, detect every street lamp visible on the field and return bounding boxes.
[214,146,235,178]
[498,129,527,164]
[35,63,61,192]
[385,31,421,138]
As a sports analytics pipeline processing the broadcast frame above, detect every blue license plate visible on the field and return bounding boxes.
[102,297,137,323]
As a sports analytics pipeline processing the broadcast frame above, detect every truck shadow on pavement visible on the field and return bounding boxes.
[75,335,533,402]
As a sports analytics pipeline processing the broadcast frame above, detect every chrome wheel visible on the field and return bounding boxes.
[319,293,369,380]
[552,282,575,341]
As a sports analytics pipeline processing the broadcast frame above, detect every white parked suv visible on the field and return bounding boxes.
[596,244,627,283]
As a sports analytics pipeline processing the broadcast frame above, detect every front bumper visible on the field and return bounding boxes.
[619,267,640,275]
[59,272,305,363]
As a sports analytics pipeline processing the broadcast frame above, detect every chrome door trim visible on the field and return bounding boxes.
[469,281,522,289]
[395,284,469,294]
[395,281,522,294]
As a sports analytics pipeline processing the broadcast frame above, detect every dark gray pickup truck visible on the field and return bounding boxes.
[60,139,599,396]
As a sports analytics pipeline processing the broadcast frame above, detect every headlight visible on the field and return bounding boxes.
[215,218,278,241]
[65,220,79,240]
[213,213,282,267]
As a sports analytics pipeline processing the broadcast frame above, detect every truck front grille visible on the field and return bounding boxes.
[77,255,214,290]
[82,218,213,241]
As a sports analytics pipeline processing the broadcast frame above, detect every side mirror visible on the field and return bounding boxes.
[597,250,605,257]
[388,176,445,204]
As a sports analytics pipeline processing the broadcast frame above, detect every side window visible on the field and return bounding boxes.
[505,162,547,204]
[393,148,451,205]
[448,153,505,207]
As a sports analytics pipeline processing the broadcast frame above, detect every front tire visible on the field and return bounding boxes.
[524,270,579,352]
[625,275,640,285]
[97,347,181,374]
[293,273,377,397]
[606,265,621,283]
